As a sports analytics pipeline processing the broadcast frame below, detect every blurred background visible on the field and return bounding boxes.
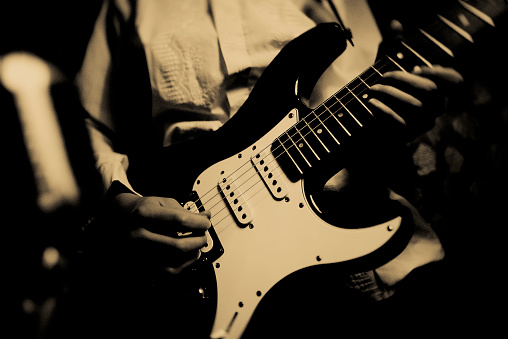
[1,2,102,338]
[1,0,506,337]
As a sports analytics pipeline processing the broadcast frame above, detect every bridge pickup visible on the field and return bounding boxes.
[251,149,289,200]
[218,173,253,226]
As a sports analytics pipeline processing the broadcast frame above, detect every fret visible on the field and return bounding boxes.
[370,65,383,77]
[438,14,474,43]
[358,76,370,89]
[403,28,454,65]
[324,104,351,136]
[294,124,320,161]
[313,111,341,146]
[300,116,330,154]
[419,29,454,57]
[328,93,367,138]
[361,65,384,86]
[303,113,338,155]
[345,85,374,116]
[386,55,407,72]
[374,57,397,73]
[424,14,477,57]
[440,3,494,41]
[273,134,304,176]
[285,130,312,168]
[400,41,433,67]
[285,121,325,168]
[459,0,495,27]
[337,98,362,128]
[348,76,371,96]
[313,102,351,148]
[328,93,364,130]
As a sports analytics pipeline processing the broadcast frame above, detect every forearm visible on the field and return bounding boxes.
[85,119,140,196]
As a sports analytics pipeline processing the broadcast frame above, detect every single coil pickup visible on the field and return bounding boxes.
[218,173,253,226]
[251,149,289,200]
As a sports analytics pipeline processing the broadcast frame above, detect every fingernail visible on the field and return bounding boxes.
[368,98,380,106]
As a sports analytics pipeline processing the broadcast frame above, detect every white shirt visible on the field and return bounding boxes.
[77,0,444,288]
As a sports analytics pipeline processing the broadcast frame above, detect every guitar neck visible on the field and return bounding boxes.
[271,0,507,180]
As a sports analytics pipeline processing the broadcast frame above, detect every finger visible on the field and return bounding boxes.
[382,71,438,92]
[170,210,213,238]
[370,71,445,118]
[369,84,423,108]
[131,227,208,253]
[199,210,212,219]
[164,250,201,275]
[134,200,212,231]
[413,65,464,85]
[368,98,406,125]
[174,210,212,232]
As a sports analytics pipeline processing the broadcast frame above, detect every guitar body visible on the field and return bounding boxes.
[187,111,407,339]
[145,23,412,338]
[74,1,508,337]
[134,0,508,332]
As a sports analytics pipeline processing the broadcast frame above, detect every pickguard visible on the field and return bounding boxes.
[190,110,402,339]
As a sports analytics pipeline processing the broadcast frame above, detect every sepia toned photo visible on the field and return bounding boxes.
[2,1,506,338]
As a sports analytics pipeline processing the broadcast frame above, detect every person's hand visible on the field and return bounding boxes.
[111,192,211,274]
[368,65,463,141]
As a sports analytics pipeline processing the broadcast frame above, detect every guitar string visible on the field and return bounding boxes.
[206,43,454,227]
[187,66,377,217]
[208,169,290,233]
[192,57,394,212]
[210,78,379,231]
[189,58,397,228]
[189,2,479,218]
[190,58,396,224]
[185,0,490,243]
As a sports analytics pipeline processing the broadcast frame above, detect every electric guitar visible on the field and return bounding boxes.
[135,1,507,338]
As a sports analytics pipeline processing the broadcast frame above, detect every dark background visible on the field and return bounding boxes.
[2,0,506,337]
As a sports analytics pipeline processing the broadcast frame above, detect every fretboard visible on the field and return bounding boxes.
[272,56,400,177]
[271,0,506,180]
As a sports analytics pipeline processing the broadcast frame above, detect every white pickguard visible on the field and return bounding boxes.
[191,109,402,339]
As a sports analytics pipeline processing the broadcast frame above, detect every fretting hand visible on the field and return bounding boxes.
[368,65,463,141]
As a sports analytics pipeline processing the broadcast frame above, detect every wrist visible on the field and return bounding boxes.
[105,180,142,212]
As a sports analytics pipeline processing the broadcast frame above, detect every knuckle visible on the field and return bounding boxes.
[383,70,401,78]
[177,237,206,253]
[131,201,151,218]
[175,240,193,252]
[130,228,145,240]
[173,212,189,227]
[422,79,438,92]
[165,266,184,275]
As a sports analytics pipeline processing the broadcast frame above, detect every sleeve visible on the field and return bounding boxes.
[76,0,139,196]
[85,119,140,196]
[345,190,445,301]
[374,190,445,286]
